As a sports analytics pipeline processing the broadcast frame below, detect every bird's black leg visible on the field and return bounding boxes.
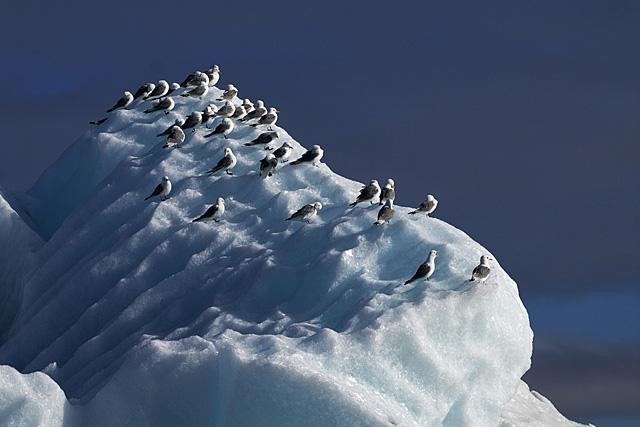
[224,135,228,139]
[226,170,233,175]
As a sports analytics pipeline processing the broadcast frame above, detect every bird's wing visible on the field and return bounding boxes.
[472,265,490,278]
[148,183,163,197]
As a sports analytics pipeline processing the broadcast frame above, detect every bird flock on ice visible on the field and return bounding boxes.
[94,65,492,285]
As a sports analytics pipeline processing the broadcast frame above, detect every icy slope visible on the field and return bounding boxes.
[0,82,581,426]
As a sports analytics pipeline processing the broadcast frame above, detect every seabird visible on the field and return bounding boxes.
[250,107,278,130]
[106,91,133,112]
[404,250,438,285]
[215,101,236,118]
[144,97,175,114]
[181,82,209,98]
[244,131,278,147]
[181,71,209,87]
[180,71,199,87]
[158,118,185,137]
[204,118,234,139]
[259,154,278,178]
[181,111,203,132]
[166,82,181,95]
[144,176,172,201]
[202,105,218,127]
[133,83,156,100]
[242,100,266,121]
[379,179,396,205]
[146,80,170,99]
[206,65,220,86]
[217,84,238,101]
[374,200,395,225]
[206,147,237,175]
[286,202,323,223]
[408,194,438,216]
[272,142,293,163]
[290,145,324,167]
[241,99,254,114]
[193,197,225,222]
[232,105,247,120]
[350,180,381,206]
[89,117,108,125]
[469,256,493,282]
[163,126,185,149]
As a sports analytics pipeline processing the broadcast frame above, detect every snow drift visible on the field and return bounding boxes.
[0,79,585,426]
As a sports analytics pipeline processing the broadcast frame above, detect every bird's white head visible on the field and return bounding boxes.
[223,117,233,126]
[147,83,156,91]
[387,178,395,187]
[385,199,393,207]
[428,250,438,260]
[480,255,493,264]
[228,84,236,90]
[256,100,265,107]
[426,194,436,201]
[162,176,169,182]
[313,202,323,210]
[265,153,275,160]
[243,98,252,105]
[158,80,168,87]
[224,147,233,156]
[124,91,133,97]
[371,179,379,186]
[217,197,225,205]
[171,83,180,90]
[192,111,203,118]
[270,107,279,113]
[312,145,321,151]
[212,65,220,72]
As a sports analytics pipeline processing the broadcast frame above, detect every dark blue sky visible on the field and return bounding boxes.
[1,1,639,423]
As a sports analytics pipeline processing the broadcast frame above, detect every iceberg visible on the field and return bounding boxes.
[0,80,587,426]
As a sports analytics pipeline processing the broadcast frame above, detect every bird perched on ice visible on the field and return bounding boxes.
[181,82,209,99]
[144,97,175,114]
[133,83,156,100]
[207,148,237,175]
[251,107,278,130]
[350,180,381,206]
[89,117,108,126]
[163,126,185,149]
[408,195,438,217]
[374,200,395,225]
[379,179,395,205]
[106,91,133,112]
[286,202,323,223]
[146,80,170,99]
[290,145,324,167]
[241,99,254,113]
[469,255,493,282]
[158,118,185,136]
[404,250,438,285]
[217,84,238,101]
[244,131,278,147]
[205,65,220,86]
[232,105,247,120]
[166,82,181,96]
[272,142,293,163]
[241,100,266,121]
[204,118,234,139]
[201,105,218,127]
[144,176,172,201]
[259,154,278,178]
[193,197,225,223]
[215,101,236,118]
[181,111,203,133]
[181,71,209,87]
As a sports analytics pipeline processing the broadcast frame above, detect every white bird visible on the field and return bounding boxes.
[290,145,324,167]
[286,202,323,223]
[241,100,266,121]
[206,147,237,175]
[232,105,247,120]
[106,91,133,112]
[409,194,438,216]
[404,250,438,284]
[163,126,185,149]
[272,142,293,163]
[217,84,238,101]
[374,200,395,225]
[259,154,278,178]
[350,180,381,206]
[146,80,170,99]
[144,176,172,201]
[181,111,203,132]
[469,255,493,282]
[251,107,278,130]
[158,118,184,136]
[144,97,175,114]
[215,101,236,118]
[204,118,234,139]
[181,82,208,98]
[379,179,396,205]
[206,65,220,86]
[193,197,225,222]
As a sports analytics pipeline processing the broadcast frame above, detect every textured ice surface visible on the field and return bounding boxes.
[0,84,585,426]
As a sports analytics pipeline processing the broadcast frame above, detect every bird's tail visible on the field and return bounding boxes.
[143,109,153,114]
[285,216,292,221]
[250,124,257,127]
[192,217,203,223]
[404,278,413,285]
[349,201,358,207]
[469,278,475,282]
[408,211,417,215]
[181,93,189,97]
[374,220,382,225]
[144,195,152,201]
[106,107,115,113]
[244,142,257,146]
[290,160,301,166]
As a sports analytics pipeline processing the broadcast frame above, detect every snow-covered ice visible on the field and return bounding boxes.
[0,81,587,426]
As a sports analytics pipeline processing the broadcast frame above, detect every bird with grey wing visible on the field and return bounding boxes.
[404,250,438,285]
[146,80,169,100]
[374,200,395,225]
[469,256,493,282]
[144,97,175,114]
[241,99,254,114]
[163,126,185,149]
[158,118,184,137]
[132,83,155,100]
[181,82,208,99]
[290,145,324,167]
[144,176,172,201]
[217,84,238,101]
[181,112,203,133]
[285,202,323,223]
[409,194,438,217]
[232,105,247,120]
[251,107,278,130]
[206,148,237,175]
[244,131,278,147]
[259,154,278,178]
[272,142,293,163]
[193,197,225,223]
[215,101,236,118]
[379,179,395,205]
[350,180,381,206]
[106,91,133,112]
[206,65,220,86]
[241,100,266,122]
[204,118,234,139]
[166,82,181,96]
[202,105,218,128]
